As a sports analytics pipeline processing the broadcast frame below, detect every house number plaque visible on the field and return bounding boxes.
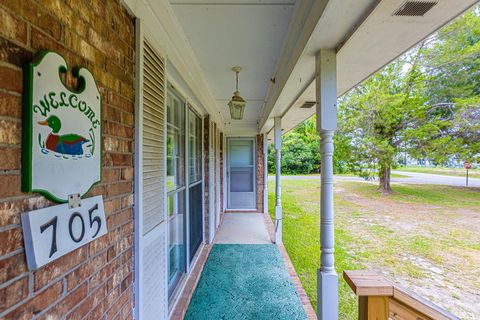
[22,196,107,270]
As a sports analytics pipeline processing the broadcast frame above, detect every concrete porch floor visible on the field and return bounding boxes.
[214,213,272,244]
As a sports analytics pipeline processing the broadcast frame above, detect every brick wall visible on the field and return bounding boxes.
[256,134,265,213]
[0,0,135,319]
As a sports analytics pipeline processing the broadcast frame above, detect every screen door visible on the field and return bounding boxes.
[227,138,256,209]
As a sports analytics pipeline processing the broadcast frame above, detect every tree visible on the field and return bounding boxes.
[268,119,320,175]
[337,51,426,193]
[409,8,480,163]
[267,116,353,175]
[269,7,480,187]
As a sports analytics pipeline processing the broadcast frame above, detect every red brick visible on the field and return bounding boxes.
[120,81,135,101]
[0,38,34,68]
[0,174,22,199]
[121,194,134,209]
[104,153,132,167]
[64,30,104,66]
[91,65,121,92]
[66,283,107,320]
[113,234,132,258]
[0,252,28,283]
[31,27,60,51]
[106,181,132,198]
[89,233,110,256]
[104,197,122,215]
[119,298,132,318]
[38,283,88,320]
[22,1,62,41]
[0,0,135,317]
[104,135,132,153]
[0,276,29,310]
[0,92,21,118]
[0,119,21,145]
[83,298,107,320]
[120,272,132,294]
[107,208,131,229]
[34,247,87,291]
[0,66,22,93]
[102,168,121,184]
[89,258,119,291]
[89,0,107,19]
[0,196,51,227]
[0,146,20,170]
[66,251,107,292]
[1,0,71,42]
[106,59,131,84]
[105,106,121,123]
[0,6,28,44]
[87,184,106,198]
[121,167,133,181]
[105,121,133,138]
[106,286,130,319]
[0,227,23,256]
[121,248,132,267]
[4,281,63,320]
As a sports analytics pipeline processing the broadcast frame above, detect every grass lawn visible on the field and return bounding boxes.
[335,173,410,178]
[398,165,480,178]
[268,179,480,319]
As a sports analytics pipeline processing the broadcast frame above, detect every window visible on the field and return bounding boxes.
[167,90,186,296]
[188,108,202,184]
[167,93,185,192]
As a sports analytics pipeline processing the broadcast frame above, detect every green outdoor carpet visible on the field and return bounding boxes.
[184,244,308,320]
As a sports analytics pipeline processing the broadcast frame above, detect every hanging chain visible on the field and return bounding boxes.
[235,71,239,91]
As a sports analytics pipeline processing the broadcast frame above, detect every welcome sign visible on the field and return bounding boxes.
[21,51,107,270]
[22,51,102,203]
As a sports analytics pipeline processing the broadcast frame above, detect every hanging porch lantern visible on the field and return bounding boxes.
[228,66,246,120]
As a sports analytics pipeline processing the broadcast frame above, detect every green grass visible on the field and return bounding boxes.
[398,166,480,178]
[335,173,409,178]
[269,179,480,319]
[344,182,480,208]
[268,179,362,319]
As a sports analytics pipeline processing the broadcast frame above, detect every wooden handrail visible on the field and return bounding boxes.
[343,270,460,320]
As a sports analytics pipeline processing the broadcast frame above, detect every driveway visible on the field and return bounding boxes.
[268,172,480,187]
[391,170,480,187]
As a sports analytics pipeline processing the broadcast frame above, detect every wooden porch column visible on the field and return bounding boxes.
[274,116,282,244]
[316,49,338,320]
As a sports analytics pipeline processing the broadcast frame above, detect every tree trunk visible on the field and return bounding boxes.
[379,165,393,194]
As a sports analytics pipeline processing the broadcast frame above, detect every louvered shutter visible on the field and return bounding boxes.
[142,40,165,233]
[135,33,168,320]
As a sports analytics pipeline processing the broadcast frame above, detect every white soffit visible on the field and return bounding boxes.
[170,0,295,135]
[260,0,379,133]
[338,0,477,95]
[123,0,224,128]
[266,0,477,136]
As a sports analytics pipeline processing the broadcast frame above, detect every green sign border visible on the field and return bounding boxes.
[22,51,103,203]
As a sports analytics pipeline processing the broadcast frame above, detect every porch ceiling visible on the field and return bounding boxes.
[265,0,477,138]
[170,0,295,135]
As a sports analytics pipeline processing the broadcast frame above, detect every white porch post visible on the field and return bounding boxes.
[316,49,338,320]
[274,117,282,244]
[263,134,269,215]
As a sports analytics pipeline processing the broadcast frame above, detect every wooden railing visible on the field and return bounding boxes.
[343,270,460,320]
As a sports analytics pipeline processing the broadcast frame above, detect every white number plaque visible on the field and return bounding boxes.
[21,196,107,270]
